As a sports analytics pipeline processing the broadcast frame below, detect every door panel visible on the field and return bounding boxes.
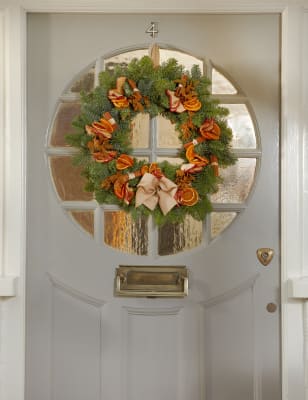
[26,14,280,400]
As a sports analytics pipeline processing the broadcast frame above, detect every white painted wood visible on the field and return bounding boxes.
[25,13,280,400]
[298,15,308,397]
[48,273,106,307]
[0,5,26,400]
[0,2,307,400]
[304,302,308,400]
[203,290,257,398]
[0,12,6,400]
[201,273,260,308]
[201,275,261,399]
[288,277,308,298]
[0,277,18,297]
[124,308,180,400]
[0,11,4,279]
[51,283,104,400]
[281,6,307,400]
[0,0,296,13]
[303,11,308,277]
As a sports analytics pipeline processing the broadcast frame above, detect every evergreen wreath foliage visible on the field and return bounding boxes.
[66,56,236,226]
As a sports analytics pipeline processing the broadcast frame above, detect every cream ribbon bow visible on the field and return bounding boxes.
[135,173,178,215]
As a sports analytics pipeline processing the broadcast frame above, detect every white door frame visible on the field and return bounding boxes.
[0,2,307,399]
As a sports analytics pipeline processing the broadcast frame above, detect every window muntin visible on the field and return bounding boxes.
[47,47,260,255]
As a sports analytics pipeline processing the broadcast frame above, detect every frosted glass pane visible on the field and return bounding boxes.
[69,211,94,236]
[49,156,93,201]
[158,215,203,255]
[160,49,203,71]
[211,212,237,239]
[69,66,95,93]
[104,211,148,255]
[212,68,237,94]
[157,115,181,149]
[135,157,150,162]
[50,102,81,147]
[105,49,202,73]
[210,158,256,204]
[130,114,150,148]
[113,156,149,164]
[157,157,184,165]
[105,50,148,72]
[221,104,256,149]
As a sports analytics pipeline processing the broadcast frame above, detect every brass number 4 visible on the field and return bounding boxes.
[146,22,159,38]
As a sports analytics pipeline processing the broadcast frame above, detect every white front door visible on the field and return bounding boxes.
[26,13,280,400]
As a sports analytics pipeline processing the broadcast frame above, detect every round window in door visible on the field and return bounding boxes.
[47,46,260,256]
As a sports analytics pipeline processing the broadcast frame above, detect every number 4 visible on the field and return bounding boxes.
[146,22,159,38]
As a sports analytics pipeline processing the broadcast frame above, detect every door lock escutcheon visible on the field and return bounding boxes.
[257,248,274,266]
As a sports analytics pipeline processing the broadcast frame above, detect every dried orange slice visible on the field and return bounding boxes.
[108,92,130,108]
[177,187,199,206]
[185,144,209,165]
[183,98,202,112]
[116,154,134,170]
[185,144,195,162]
[103,112,118,130]
[87,141,95,152]
[200,119,221,140]
[200,119,214,131]
[92,122,112,137]
[140,165,149,175]
[93,150,117,163]
[86,122,112,139]
[98,118,114,134]
[113,175,128,199]
[112,97,130,108]
[114,175,134,205]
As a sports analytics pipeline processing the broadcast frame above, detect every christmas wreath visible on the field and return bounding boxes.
[66,55,236,226]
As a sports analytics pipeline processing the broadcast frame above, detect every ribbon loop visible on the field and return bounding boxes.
[135,173,178,215]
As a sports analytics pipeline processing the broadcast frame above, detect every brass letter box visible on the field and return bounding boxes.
[115,265,188,298]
